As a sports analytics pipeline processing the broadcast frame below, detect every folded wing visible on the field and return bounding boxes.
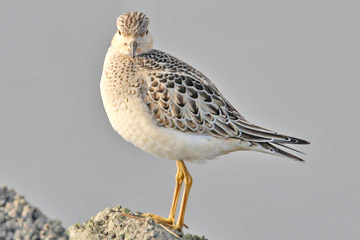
[137,50,309,161]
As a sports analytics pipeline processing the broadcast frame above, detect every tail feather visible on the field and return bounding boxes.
[273,142,306,155]
[260,142,306,162]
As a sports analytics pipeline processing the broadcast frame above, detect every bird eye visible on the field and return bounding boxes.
[118,30,122,36]
[146,30,149,35]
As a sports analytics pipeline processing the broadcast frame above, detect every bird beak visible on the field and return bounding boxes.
[130,41,138,58]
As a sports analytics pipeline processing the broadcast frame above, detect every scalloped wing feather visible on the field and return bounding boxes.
[136,50,309,149]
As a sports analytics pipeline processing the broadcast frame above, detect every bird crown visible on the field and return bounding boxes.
[117,12,149,36]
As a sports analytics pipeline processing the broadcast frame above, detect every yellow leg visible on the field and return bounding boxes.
[167,161,185,224]
[174,161,192,230]
[142,160,185,227]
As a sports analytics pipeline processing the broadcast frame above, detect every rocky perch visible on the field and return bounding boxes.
[0,186,207,240]
[0,185,68,240]
[68,205,207,240]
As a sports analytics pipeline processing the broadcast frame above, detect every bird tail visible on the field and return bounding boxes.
[259,141,309,162]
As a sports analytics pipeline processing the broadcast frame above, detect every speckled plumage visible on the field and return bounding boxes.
[100,12,309,163]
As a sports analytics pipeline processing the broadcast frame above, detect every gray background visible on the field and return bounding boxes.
[1,0,359,239]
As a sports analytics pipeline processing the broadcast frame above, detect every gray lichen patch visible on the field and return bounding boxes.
[67,205,207,240]
[0,185,68,240]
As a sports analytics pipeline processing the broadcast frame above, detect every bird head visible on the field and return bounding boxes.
[111,12,153,58]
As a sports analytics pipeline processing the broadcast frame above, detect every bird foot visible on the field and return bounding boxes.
[142,213,174,226]
[142,213,185,230]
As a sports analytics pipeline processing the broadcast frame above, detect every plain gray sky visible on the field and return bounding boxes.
[1,0,359,239]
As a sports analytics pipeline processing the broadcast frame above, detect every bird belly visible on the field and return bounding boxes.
[100,84,248,163]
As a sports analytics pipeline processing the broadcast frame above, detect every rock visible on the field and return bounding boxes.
[0,185,69,240]
[67,205,208,240]
[0,185,207,239]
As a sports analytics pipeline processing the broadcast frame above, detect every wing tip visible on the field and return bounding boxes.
[283,136,310,145]
[295,138,310,145]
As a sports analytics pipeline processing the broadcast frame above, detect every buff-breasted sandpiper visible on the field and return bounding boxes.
[100,12,309,231]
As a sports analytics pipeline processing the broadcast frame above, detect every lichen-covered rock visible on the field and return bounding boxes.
[0,185,207,240]
[67,205,207,240]
[0,185,68,240]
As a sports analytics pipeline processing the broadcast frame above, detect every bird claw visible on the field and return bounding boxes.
[142,213,174,226]
[142,212,189,231]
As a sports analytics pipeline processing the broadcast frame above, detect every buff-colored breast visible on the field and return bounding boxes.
[100,49,249,163]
